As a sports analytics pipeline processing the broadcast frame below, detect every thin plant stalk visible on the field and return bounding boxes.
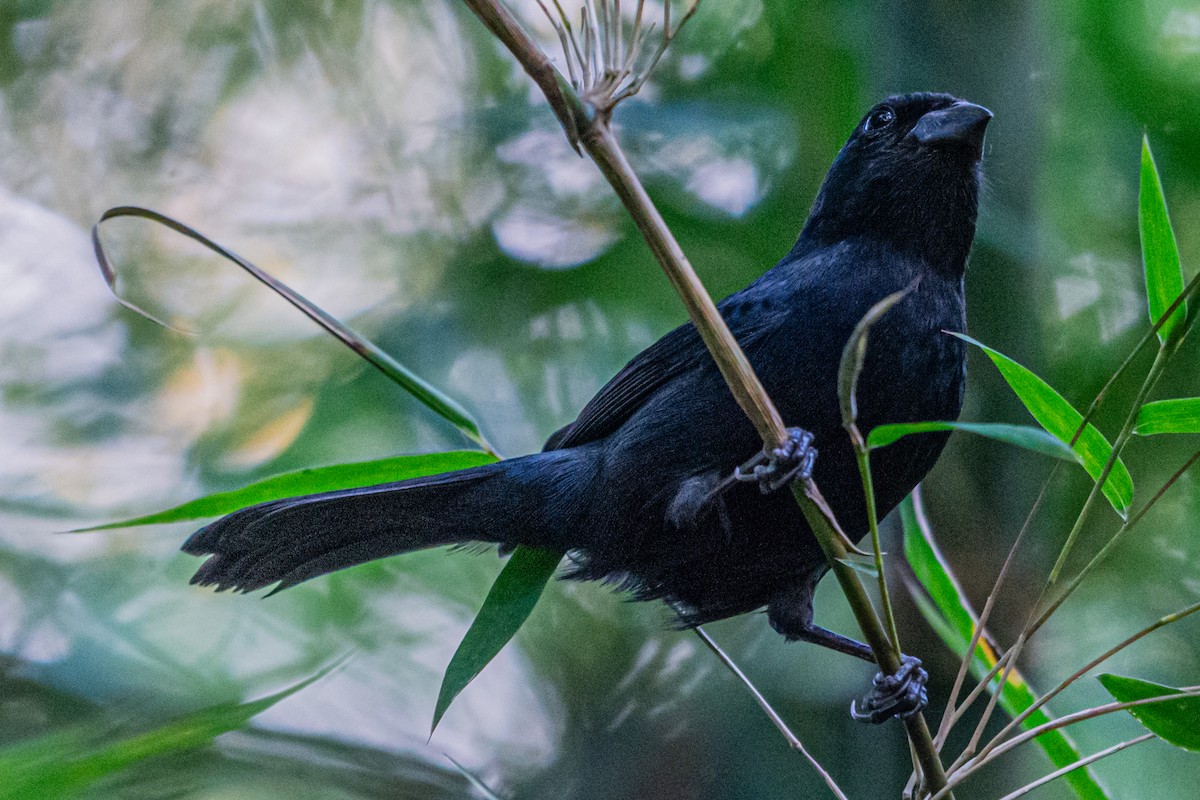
[939,268,1200,746]
[927,477,1051,750]
[458,2,953,793]
[941,443,1196,748]
[944,443,1198,739]
[932,687,1200,798]
[953,337,1177,753]
[984,600,1200,756]
[694,627,850,800]
[857,449,902,651]
[951,630,1029,773]
[1047,343,1173,584]
[1028,446,1200,639]
[938,648,1016,736]
[995,734,1154,800]
[1071,266,1200,439]
[792,480,952,794]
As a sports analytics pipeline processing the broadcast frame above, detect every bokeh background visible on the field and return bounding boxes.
[2,1,1199,797]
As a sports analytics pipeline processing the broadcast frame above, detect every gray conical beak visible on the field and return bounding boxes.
[908,102,992,156]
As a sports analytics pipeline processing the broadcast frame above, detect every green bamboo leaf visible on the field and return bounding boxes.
[951,333,1133,518]
[838,286,913,430]
[868,421,1077,461]
[1098,674,1200,752]
[432,546,562,734]
[75,451,498,531]
[1134,398,1200,436]
[902,493,1112,800]
[92,206,495,453]
[1139,137,1186,345]
[0,667,331,800]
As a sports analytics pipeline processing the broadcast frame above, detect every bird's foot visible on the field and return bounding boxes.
[850,655,929,724]
[734,427,817,494]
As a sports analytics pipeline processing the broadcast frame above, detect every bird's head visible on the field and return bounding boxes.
[800,92,991,275]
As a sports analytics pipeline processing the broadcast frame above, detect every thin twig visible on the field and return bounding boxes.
[995,733,1154,800]
[613,0,701,103]
[943,442,1200,739]
[462,0,585,151]
[983,686,1198,765]
[1073,266,1200,442]
[538,1,579,88]
[614,0,623,72]
[940,267,1200,741]
[953,630,1028,772]
[693,628,850,800]
[932,687,1200,799]
[623,0,650,75]
[938,648,1016,738]
[931,468,1055,750]
[1027,446,1200,639]
[961,340,1173,751]
[983,600,1200,759]
[459,2,953,793]
[1048,344,1172,584]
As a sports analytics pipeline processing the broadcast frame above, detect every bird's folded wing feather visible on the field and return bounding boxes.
[543,321,704,451]
[543,285,781,452]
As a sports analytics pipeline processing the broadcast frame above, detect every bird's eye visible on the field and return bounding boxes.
[864,107,895,132]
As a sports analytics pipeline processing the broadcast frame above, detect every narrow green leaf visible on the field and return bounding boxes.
[902,494,1112,800]
[1098,674,1200,752]
[838,286,913,430]
[868,421,1077,461]
[92,206,495,452]
[1134,398,1200,436]
[0,667,331,799]
[75,451,498,531]
[1139,137,1186,345]
[951,333,1133,518]
[432,546,562,734]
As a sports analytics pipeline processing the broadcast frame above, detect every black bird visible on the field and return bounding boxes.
[184,93,990,722]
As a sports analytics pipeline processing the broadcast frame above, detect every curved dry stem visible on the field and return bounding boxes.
[92,206,497,455]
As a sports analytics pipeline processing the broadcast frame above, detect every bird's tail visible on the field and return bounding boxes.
[182,450,587,594]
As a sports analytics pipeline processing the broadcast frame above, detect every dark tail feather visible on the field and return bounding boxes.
[182,451,584,594]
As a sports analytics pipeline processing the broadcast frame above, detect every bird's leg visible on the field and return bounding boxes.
[733,427,817,494]
[769,579,929,724]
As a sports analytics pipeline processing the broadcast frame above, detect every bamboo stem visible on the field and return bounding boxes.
[457,1,953,793]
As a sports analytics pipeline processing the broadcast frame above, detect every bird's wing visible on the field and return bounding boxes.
[543,287,780,452]
[543,321,705,450]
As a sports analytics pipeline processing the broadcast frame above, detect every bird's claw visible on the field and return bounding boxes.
[850,655,929,724]
[734,427,817,494]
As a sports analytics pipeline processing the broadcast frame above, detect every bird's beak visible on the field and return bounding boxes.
[908,102,992,158]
